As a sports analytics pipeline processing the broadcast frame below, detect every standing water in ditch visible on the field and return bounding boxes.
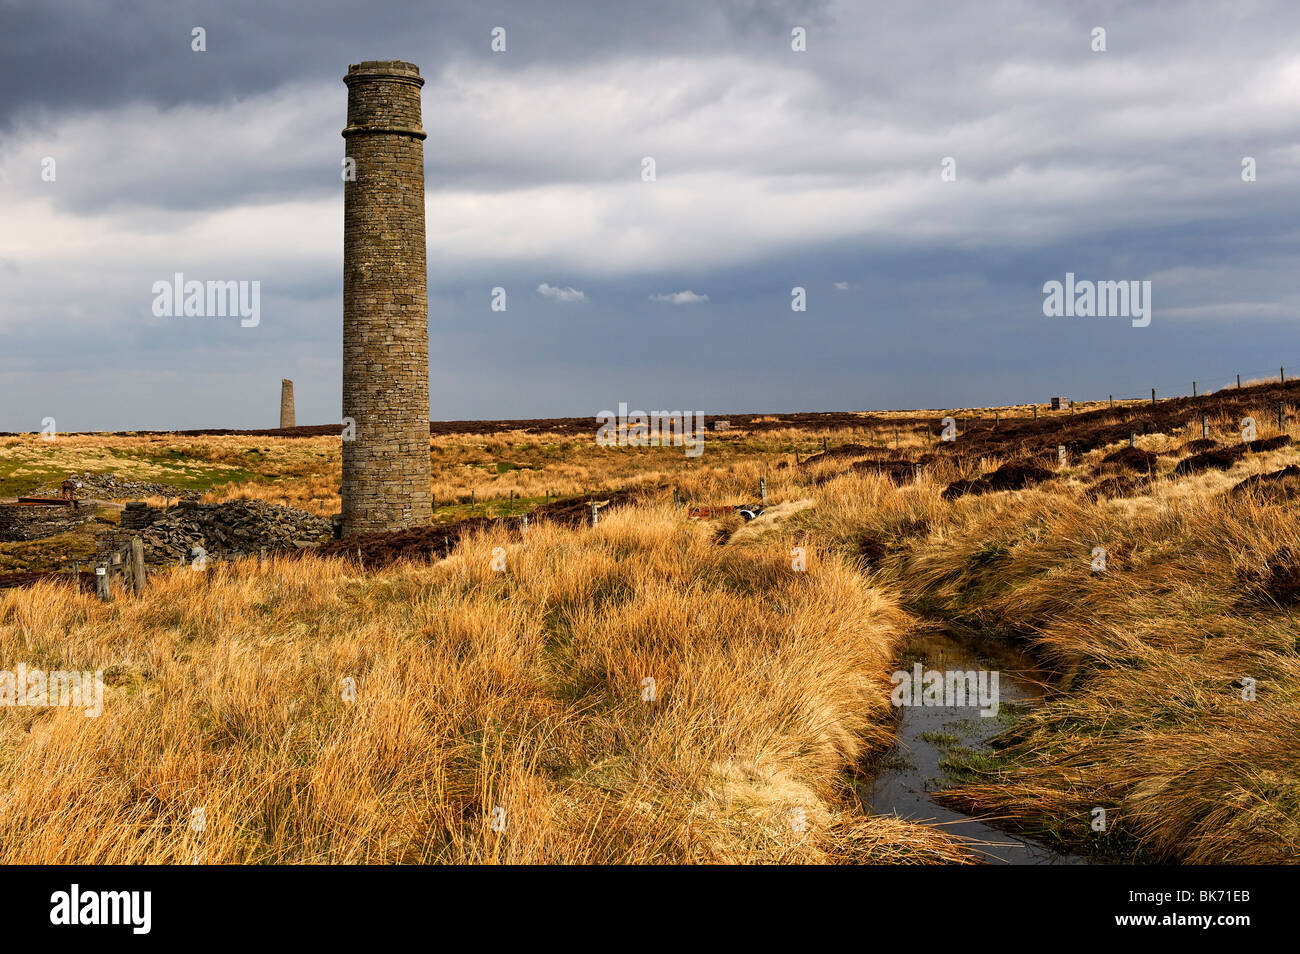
[861,626,1088,865]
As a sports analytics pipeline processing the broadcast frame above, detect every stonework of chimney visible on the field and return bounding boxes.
[340,60,432,536]
[280,379,295,429]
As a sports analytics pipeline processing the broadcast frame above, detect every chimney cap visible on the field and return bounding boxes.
[344,60,423,86]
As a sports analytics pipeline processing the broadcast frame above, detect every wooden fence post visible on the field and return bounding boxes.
[759,477,767,506]
[131,536,146,596]
[95,564,111,602]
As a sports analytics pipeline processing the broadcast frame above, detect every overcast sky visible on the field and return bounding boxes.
[1,0,1298,430]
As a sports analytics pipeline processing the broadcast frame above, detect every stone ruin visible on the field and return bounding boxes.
[0,502,99,542]
[108,500,333,566]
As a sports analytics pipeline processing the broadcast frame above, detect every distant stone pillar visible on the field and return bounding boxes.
[279,379,295,429]
[340,60,432,536]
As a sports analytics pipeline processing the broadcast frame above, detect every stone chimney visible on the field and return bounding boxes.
[340,60,432,536]
[279,379,295,429]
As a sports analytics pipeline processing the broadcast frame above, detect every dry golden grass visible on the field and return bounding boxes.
[0,505,971,864]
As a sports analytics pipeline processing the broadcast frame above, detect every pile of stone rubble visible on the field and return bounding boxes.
[48,472,201,501]
[110,500,334,565]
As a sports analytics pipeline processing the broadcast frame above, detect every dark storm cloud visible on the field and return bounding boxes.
[0,0,829,130]
[2,0,1300,430]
